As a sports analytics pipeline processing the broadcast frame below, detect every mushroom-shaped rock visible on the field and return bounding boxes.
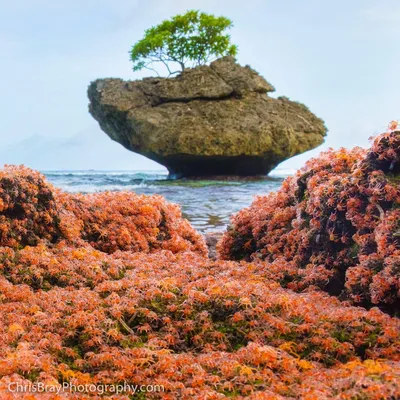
[88,57,327,177]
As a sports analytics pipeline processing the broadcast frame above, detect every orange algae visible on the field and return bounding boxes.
[0,126,399,398]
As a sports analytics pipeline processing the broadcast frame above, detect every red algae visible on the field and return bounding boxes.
[1,251,400,398]
[0,165,207,256]
[219,124,400,312]
[0,127,400,398]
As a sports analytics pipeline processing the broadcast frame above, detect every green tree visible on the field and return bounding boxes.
[130,10,238,76]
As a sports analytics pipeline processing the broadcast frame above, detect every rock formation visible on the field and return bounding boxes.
[88,57,327,177]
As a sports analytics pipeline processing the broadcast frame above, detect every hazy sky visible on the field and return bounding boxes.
[1,0,399,170]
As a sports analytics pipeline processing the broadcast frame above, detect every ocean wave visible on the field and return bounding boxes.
[269,168,297,177]
[56,182,156,193]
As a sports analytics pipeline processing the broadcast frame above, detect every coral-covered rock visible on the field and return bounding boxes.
[0,166,207,256]
[65,191,206,254]
[0,166,68,248]
[88,57,327,177]
[1,163,400,398]
[219,126,400,312]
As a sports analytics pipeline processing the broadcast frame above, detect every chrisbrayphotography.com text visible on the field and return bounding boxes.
[8,381,165,395]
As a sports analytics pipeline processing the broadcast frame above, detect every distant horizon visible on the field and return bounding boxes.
[38,167,297,173]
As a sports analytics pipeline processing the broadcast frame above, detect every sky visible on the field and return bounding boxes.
[0,0,399,171]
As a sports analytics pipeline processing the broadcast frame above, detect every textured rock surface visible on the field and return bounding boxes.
[88,57,327,177]
[204,231,223,260]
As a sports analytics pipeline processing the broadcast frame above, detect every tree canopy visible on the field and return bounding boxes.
[130,10,238,76]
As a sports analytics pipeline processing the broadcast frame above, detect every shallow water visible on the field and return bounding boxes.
[44,169,294,233]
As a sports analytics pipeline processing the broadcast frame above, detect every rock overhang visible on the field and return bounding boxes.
[88,56,327,177]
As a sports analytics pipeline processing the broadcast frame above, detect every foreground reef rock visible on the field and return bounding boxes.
[219,124,400,314]
[88,57,327,177]
[0,163,400,398]
[0,166,207,255]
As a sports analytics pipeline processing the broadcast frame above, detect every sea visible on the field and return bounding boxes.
[44,169,295,234]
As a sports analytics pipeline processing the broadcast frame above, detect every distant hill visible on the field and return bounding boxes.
[0,130,163,171]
